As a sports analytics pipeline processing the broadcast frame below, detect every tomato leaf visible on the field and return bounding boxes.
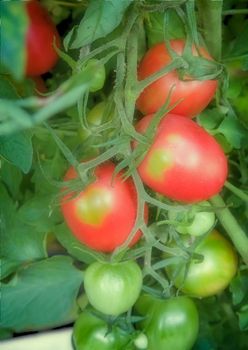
[228,21,248,58]
[230,272,248,305]
[0,184,48,279]
[0,256,82,332]
[54,223,106,264]
[0,1,28,80]
[18,195,61,232]
[70,0,132,49]
[0,161,23,199]
[0,76,20,99]
[238,304,248,331]
[216,117,247,149]
[197,108,223,130]
[0,131,33,174]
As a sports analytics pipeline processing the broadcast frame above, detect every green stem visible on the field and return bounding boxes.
[225,181,248,202]
[197,0,223,60]
[223,9,248,16]
[210,195,248,265]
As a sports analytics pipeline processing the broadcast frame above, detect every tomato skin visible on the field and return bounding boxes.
[136,40,217,118]
[73,311,132,350]
[135,294,199,350]
[166,230,238,298]
[135,114,228,203]
[25,0,60,76]
[61,162,147,252]
[84,260,143,316]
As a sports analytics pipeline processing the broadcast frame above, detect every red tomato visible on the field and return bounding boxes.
[25,0,60,76]
[61,162,147,252]
[134,114,228,203]
[136,40,217,118]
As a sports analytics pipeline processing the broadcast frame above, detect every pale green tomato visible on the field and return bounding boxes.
[168,201,215,236]
[84,260,143,316]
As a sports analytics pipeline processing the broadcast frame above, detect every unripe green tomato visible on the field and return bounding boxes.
[166,230,238,298]
[168,201,215,236]
[84,260,143,316]
[135,294,199,350]
[84,59,106,92]
[73,311,132,350]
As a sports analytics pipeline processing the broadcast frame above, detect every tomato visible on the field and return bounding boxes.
[61,161,147,252]
[135,294,199,350]
[73,311,133,350]
[84,260,143,316]
[25,0,60,76]
[84,59,106,92]
[136,40,217,118]
[165,230,238,298]
[79,101,114,140]
[134,113,228,203]
[168,201,216,236]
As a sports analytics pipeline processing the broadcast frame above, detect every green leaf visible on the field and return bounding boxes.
[0,76,20,99]
[216,117,247,149]
[238,304,248,331]
[0,256,82,332]
[54,223,106,264]
[0,1,28,80]
[0,161,23,198]
[18,195,61,232]
[230,272,248,305]
[197,108,223,130]
[229,21,248,58]
[0,184,47,273]
[0,131,33,173]
[71,0,132,49]
[145,9,185,48]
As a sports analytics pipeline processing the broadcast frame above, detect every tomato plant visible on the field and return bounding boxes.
[135,113,228,203]
[168,201,216,236]
[25,0,60,76]
[166,230,238,298]
[2,0,248,348]
[135,294,199,350]
[84,260,143,316]
[136,40,218,118]
[61,161,147,252]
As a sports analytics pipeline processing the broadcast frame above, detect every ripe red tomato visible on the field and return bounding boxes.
[25,0,60,76]
[136,40,217,118]
[61,162,147,252]
[134,114,228,203]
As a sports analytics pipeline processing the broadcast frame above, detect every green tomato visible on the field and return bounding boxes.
[73,311,132,350]
[84,260,143,316]
[168,201,215,236]
[135,294,199,350]
[166,230,238,298]
[84,59,106,92]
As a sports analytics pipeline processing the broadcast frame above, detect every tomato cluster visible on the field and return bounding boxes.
[59,36,237,350]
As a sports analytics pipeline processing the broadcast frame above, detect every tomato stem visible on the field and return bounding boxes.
[197,0,223,60]
[225,181,248,202]
[222,9,248,16]
[210,195,248,265]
